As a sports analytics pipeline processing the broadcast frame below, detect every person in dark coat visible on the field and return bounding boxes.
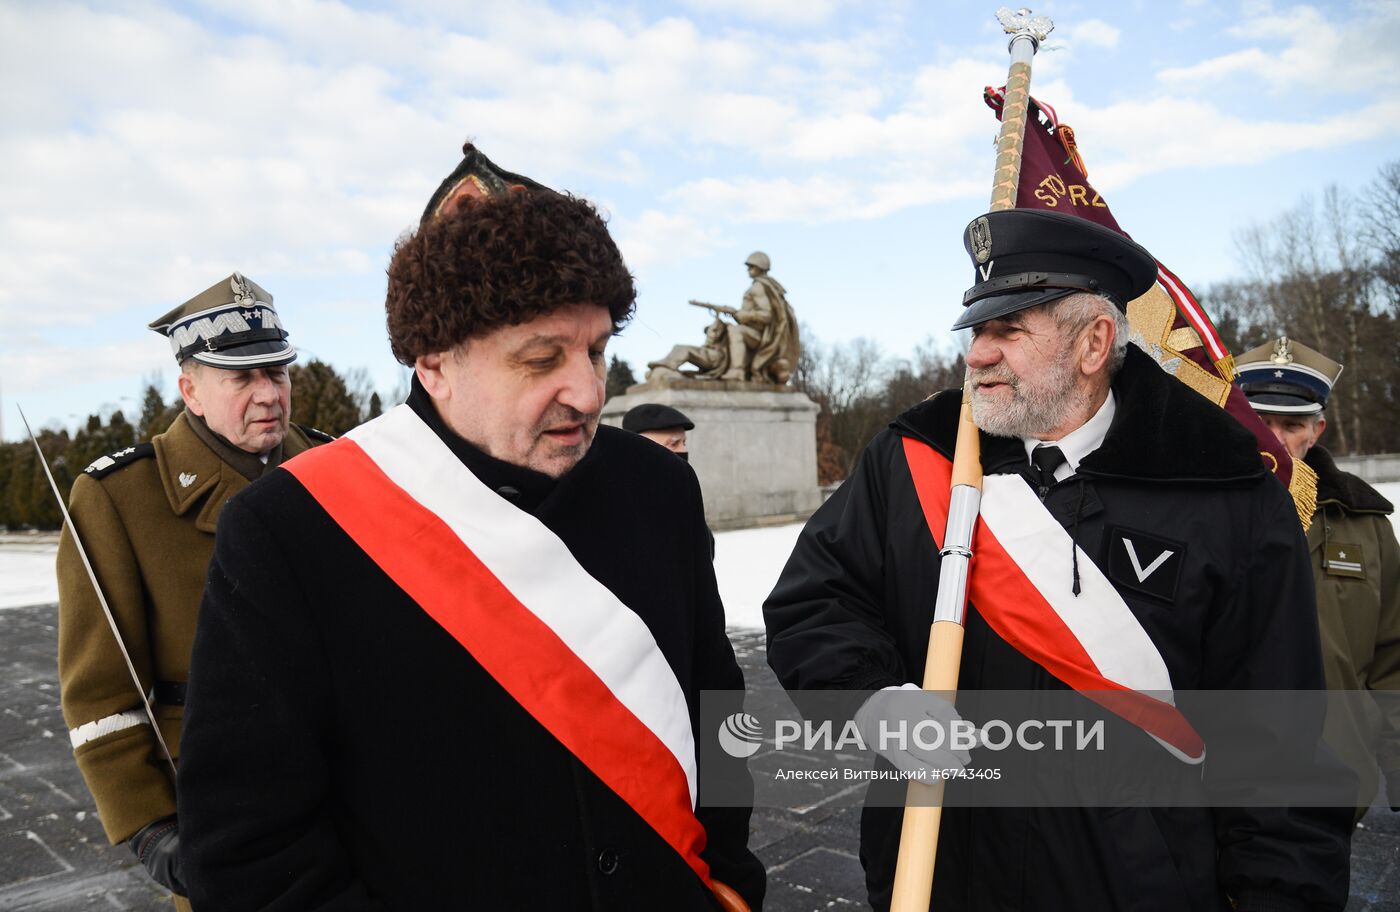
[764,209,1352,911]
[177,147,765,911]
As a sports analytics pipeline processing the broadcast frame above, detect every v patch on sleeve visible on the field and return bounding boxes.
[1104,526,1185,603]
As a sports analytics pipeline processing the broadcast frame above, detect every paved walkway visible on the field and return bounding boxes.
[0,608,1395,910]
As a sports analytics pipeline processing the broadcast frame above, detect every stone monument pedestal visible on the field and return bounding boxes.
[602,380,822,530]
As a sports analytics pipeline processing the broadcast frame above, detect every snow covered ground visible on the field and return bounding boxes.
[0,540,59,610]
[714,522,802,630]
[0,524,803,628]
[4,482,1398,627]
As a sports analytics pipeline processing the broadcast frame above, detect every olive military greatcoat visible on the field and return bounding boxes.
[57,411,324,845]
[1306,445,1400,818]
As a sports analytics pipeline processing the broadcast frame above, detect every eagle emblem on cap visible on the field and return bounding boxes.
[1269,336,1294,365]
[230,272,256,308]
[970,216,993,264]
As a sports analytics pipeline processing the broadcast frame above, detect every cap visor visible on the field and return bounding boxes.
[1245,392,1323,415]
[190,340,297,369]
[950,287,1076,331]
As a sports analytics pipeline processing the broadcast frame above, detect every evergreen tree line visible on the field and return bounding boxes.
[1,360,387,530]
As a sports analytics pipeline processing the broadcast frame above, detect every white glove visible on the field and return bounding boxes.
[854,683,973,777]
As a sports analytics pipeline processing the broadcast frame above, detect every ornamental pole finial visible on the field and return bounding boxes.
[995,6,1054,49]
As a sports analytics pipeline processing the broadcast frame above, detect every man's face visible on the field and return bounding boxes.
[640,427,688,456]
[966,306,1085,439]
[1260,413,1325,460]
[419,303,611,478]
[179,363,292,454]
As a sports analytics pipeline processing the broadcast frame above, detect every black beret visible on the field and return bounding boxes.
[622,404,694,434]
[952,209,1158,330]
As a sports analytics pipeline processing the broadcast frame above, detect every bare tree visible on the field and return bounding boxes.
[1362,160,1400,312]
[794,332,889,478]
[343,367,382,423]
[1234,186,1375,453]
[795,328,965,481]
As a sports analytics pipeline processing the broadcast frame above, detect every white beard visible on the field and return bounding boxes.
[969,347,1086,439]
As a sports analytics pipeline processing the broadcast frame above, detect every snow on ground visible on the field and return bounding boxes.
[0,541,59,609]
[0,524,804,623]
[714,522,803,631]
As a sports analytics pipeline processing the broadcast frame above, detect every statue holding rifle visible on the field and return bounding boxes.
[647,251,800,385]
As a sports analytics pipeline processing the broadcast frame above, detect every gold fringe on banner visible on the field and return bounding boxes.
[1289,457,1319,532]
[1214,353,1236,383]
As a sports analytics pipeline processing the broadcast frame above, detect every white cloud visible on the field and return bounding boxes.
[0,0,918,350]
[664,171,985,225]
[1066,95,1400,191]
[612,209,725,269]
[1159,3,1400,91]
[679,0,840,26]
[2,0,1398,432]
[1066,19,1121,50]
[1,338,170,398]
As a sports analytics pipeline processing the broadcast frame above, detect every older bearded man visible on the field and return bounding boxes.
[764,209,1351,911]
[176,146,764,911]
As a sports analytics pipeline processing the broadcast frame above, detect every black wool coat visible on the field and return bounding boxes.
[764,346,1352,912]
[178,389,765,911]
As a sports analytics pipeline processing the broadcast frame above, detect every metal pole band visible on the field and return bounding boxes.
[931,485,981,625]
[943,483,982,549]
[1007,32,1039,57]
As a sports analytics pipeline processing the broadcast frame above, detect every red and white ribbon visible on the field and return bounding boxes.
[285,405,711,883]
[904,438,1205,763]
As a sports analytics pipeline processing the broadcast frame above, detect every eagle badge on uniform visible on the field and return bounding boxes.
[179,472,198,488]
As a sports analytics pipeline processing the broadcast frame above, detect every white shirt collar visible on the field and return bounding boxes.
[1021,390,1116,482]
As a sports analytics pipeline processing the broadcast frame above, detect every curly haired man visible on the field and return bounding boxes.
[176,145,765,911]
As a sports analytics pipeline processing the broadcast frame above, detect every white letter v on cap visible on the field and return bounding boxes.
[1122,539,1173,583]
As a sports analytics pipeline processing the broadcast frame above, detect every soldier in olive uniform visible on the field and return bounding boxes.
[1240,336,1400,823]
[56,273,329,908]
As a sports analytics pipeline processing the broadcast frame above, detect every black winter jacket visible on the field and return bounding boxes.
[178,387,765,910]
[765,346,1351,912]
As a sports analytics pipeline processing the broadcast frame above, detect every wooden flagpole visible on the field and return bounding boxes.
[887,8,1053,911]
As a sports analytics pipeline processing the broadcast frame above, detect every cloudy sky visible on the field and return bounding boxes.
[3,0,1398,439]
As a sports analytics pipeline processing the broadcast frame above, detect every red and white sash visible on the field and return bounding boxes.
[902,437,1205,764]
[285,405,711,883]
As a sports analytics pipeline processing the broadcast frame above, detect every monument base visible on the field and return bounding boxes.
[602,384,822,530]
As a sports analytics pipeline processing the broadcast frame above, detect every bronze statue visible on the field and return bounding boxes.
[647,252,800,385]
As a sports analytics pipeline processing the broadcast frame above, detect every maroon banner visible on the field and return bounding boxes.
[983,88,1315,524]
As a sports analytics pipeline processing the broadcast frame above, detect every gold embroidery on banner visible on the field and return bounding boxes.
[1031,172,1110,211]
[1127,285,1231,407]
[1166,326,1203,352]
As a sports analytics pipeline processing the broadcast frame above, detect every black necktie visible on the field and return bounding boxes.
[1030,445,1067,497]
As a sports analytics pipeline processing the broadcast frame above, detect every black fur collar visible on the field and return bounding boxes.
[1306,446,1394,515]
[894,344,1265,483]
